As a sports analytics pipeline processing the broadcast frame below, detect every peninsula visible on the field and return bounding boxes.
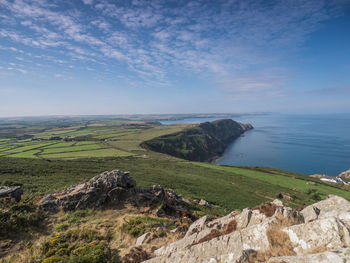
[141,119,253,162]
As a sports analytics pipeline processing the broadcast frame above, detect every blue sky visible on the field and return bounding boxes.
[0,0,349,116]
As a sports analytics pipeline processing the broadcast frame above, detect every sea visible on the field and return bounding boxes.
[160,113,350,176]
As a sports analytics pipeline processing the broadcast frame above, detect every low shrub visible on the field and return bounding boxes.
[0,202,45,238]
[122,216,175,237]
[39,229,119,263]
[54,223,69,232]
[307,189,323,201]
[65,209,94,224]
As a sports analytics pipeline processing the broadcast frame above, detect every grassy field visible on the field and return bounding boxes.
[0,118,349,215]
[0,122,186,159]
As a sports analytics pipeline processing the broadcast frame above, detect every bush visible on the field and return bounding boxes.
[122,216,175,237]
[65,209,94,224]
[307,189,323,201]
[54,223,68,232]
[39,229,119,263]
[0,202,45,238]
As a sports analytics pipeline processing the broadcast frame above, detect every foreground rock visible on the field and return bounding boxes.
[39,170,190,218]
[0,186,23,202]
[268,248,350,263]
[145,195,350,262]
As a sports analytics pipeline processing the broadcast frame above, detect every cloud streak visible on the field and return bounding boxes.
[0,0,348,94]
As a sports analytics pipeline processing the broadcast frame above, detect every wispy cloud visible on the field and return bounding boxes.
[0,0,348,95]
[309,85,350,95]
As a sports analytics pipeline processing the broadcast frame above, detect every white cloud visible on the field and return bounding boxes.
[7,67,28,74]
[82,0,93,5]
[0,0,347,92]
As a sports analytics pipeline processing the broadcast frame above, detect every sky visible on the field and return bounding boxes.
[0,0,349,117]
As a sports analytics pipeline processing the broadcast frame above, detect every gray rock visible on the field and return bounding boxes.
[185,215,210,237]
[283,217,350,254]
[0,186,23,202]
[339,169,350,180]
[40,195,60,214]
[39,170,189,218]
[136,232,151,246]
[271,199,283,207]
[235,208,252,229]
[301,195,350,224]
[39,170,137,212]
[115,171,136,188]
[199,199,210,208]
[170,227,181,233]
[300,205,319,223]
[268,248,350,263]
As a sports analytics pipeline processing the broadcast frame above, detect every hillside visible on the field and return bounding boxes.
[141,119,253,162]
[1,171,350,262]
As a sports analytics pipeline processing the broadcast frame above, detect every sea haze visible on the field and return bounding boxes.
[162,114,350,176]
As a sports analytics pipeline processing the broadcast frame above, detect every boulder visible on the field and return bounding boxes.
[241,218,275,251]
[283,217,350,254]
[339,169,350,180]
[136,232,151,246]
[199,199,211,208]
[271,199,284,207]
[301,195,350,223]
[40,194,60,214]
[40,170,136,212]
[0,186,23,202]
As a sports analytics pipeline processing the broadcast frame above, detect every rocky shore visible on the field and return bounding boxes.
[310,169,350,185]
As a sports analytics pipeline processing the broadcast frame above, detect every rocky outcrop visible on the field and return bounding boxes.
[0,186,23,202]
[141,119,253,162]
[145,195,350,262]
[268,248,350,262]
[39,170,190,218]
[339,169,350,180]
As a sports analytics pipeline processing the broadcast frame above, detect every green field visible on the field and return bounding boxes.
[0,122,181,159]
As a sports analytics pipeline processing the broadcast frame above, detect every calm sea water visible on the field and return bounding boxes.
[161,114,350,176]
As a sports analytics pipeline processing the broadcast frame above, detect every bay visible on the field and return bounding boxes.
[161,113,350,176]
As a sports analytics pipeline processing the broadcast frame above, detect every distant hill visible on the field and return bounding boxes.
[141,119,253,162]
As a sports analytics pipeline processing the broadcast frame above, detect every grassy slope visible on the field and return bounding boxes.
[1,155,349,215]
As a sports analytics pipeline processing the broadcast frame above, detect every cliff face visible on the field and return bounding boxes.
[141,119,253,162]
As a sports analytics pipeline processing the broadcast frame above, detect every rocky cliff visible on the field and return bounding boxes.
[145,195,350,262]
[141,119,253,162]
